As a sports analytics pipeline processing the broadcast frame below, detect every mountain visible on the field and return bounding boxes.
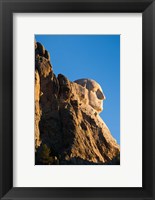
[35,41,120,165]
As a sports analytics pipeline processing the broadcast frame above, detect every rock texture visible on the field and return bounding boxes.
[74,78,106,113]
[35,41,120,165]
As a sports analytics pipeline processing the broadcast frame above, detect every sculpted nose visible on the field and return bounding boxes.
[102,93,106,100]
[96,89,106,100]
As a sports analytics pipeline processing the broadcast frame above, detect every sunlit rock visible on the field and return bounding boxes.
[74,79,105,113]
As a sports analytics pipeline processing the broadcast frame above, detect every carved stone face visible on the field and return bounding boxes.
[74,79,106,113]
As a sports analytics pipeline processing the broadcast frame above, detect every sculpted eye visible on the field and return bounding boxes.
[96,89,105,100]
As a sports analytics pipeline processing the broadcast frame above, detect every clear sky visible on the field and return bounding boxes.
[35,35,120,144]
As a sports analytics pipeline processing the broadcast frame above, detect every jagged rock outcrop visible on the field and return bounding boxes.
[35,41,120,165]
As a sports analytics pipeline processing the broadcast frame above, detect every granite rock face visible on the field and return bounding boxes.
[35,41,120,165]
[74,78,106,113]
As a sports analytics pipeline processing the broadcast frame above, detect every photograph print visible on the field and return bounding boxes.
[35,35,120,165]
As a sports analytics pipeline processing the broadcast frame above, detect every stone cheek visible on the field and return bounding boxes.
[88,90,103,112]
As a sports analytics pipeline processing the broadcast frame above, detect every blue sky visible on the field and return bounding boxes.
[35,35,120,144]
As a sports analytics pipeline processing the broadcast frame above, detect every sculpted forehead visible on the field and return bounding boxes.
[74,79,102,91]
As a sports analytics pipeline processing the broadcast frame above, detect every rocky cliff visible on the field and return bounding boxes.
[35,41,120,165]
